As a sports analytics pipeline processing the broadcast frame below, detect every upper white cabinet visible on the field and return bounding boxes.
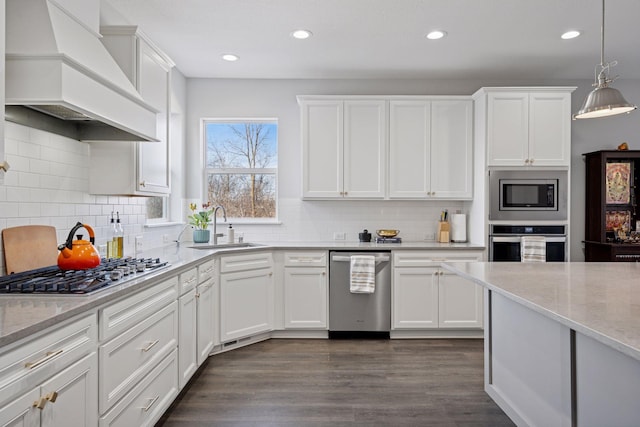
[90,26,174,195]
[300,97,387,199]
[389,99,473,199]
[478,87,574,167]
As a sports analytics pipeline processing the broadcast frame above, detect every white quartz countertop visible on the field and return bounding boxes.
[443,262,640,362]
[0,241,484,348]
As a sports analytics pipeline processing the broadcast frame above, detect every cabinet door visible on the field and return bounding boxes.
[220,268,274,342]
[343,100,387,198]
[301,101,344,198]
[388,100,431,198]
[41,352,98,427]
[392,267,438,329]
[137,38,171,194]
[430,100,473,199]
[0,389,39,427]
[438,271,483,329]
[178,289,197,389]
[196,278,215,366]
[528,92,571,166]
[487,92,529,166]
[283,267,327,329]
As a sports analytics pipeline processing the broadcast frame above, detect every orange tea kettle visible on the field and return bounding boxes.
[57,222,101,270]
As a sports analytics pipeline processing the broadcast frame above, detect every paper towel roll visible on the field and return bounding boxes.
[450,214,467,242]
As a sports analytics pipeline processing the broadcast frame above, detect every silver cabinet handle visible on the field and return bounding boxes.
[141,340,159,352]
[25,349,63,369]
[141,395,160,412]
[331,255,390,262]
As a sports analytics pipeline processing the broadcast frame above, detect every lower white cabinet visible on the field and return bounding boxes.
[99,350,178,427]
[220,252,274,342]
[283,251,328,329]
[196,276,215,365]
[98,276,178,416]
[392,251,483,330]
[0,314,97,427]
[0,352,97,427]
[178,289,197,389]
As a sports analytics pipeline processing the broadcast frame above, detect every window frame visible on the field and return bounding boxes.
[201,118,279,224]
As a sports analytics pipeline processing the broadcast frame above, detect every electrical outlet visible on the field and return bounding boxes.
[333,232,346,240]
[162,234,170,244]
[425,232,436,241]
[135,236,143,252]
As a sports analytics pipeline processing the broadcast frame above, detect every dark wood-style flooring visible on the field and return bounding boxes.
[157,339,515,426]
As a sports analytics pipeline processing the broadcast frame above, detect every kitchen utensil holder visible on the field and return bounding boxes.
[437,221,450,243]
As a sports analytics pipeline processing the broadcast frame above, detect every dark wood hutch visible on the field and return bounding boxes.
[584,150,640,261]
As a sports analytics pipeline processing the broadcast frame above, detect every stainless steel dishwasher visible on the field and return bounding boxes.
[329,251,391,338]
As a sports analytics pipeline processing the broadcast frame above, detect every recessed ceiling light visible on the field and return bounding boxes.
[222,54,239,62]
[426,30,447,40]
[561,30,581,40]
[291,29,312,39]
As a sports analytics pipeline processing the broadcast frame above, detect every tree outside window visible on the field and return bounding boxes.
[204,120,277,220]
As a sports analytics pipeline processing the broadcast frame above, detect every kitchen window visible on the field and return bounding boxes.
[203,119,278,222]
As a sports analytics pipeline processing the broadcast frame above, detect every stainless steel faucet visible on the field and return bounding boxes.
[174,223,191,247]
[212,205,227,245]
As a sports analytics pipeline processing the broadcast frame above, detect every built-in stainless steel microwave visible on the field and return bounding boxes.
[489,170,568,221]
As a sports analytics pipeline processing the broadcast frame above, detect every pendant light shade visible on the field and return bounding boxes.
[573,0,636,120]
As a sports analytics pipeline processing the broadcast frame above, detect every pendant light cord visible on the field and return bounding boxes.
[600,0,605,67]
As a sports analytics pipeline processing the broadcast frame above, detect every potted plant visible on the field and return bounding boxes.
[188,202,213,243]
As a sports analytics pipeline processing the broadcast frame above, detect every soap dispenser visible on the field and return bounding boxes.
[227,224,235,243]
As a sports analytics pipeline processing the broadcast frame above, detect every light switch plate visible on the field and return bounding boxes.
[333,232,346,240]
[135,236,143,252]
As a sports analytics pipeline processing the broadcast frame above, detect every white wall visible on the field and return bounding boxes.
[186,77,640,253]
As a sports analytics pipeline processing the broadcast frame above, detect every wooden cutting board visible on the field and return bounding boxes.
[2,225,59,274]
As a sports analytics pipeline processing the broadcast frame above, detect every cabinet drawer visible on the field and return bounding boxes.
[179,267,198,294]
[0,314,96,407]
[100,276,178,341]
[99,301,178,413]
[198,258,216,283]
[220,252,273,273]
[393,251,482,267]
[284,251,327,267]
[100,349,178,427]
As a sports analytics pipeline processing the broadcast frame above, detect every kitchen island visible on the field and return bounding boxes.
[443,261,640,427]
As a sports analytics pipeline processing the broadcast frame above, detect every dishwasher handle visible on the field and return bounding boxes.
[331,254,390,263]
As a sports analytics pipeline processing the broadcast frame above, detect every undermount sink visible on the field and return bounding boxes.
[188,242,263,250]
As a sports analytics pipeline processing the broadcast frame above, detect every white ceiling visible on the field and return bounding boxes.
[103,0,640,81]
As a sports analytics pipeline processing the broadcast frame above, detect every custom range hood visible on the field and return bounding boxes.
[5,0,158,142]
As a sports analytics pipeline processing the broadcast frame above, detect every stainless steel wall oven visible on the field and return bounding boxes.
[489,225,567,262]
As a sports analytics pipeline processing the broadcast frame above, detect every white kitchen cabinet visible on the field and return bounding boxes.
[299,97,386,199]
[480,88,574,167]
[0,352,97,427]
[98,276,178,414]
[283,252,328,329]
[389,99,473,199]
[196,259,216,365]
[178,289,197,389]
[0,0,5,186]
[0,314,97,427]
[90,26,174,196]
[220,252,274,342]
[392,251,483,330]
[177,267,198,389]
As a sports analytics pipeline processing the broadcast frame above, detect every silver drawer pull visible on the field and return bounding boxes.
[141,395,160,412]
[141,340,159,352]
[25,349,63,369]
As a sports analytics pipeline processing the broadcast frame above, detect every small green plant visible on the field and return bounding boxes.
[188,202,213,230]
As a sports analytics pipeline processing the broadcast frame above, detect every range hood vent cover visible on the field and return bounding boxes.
[5,0,159,142]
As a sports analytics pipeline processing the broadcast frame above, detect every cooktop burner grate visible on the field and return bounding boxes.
[0,257,169,295]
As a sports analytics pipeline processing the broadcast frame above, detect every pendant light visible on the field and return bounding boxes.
[573,0,636,119]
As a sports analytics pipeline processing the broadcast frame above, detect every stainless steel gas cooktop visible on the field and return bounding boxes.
[0,257,169,295]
